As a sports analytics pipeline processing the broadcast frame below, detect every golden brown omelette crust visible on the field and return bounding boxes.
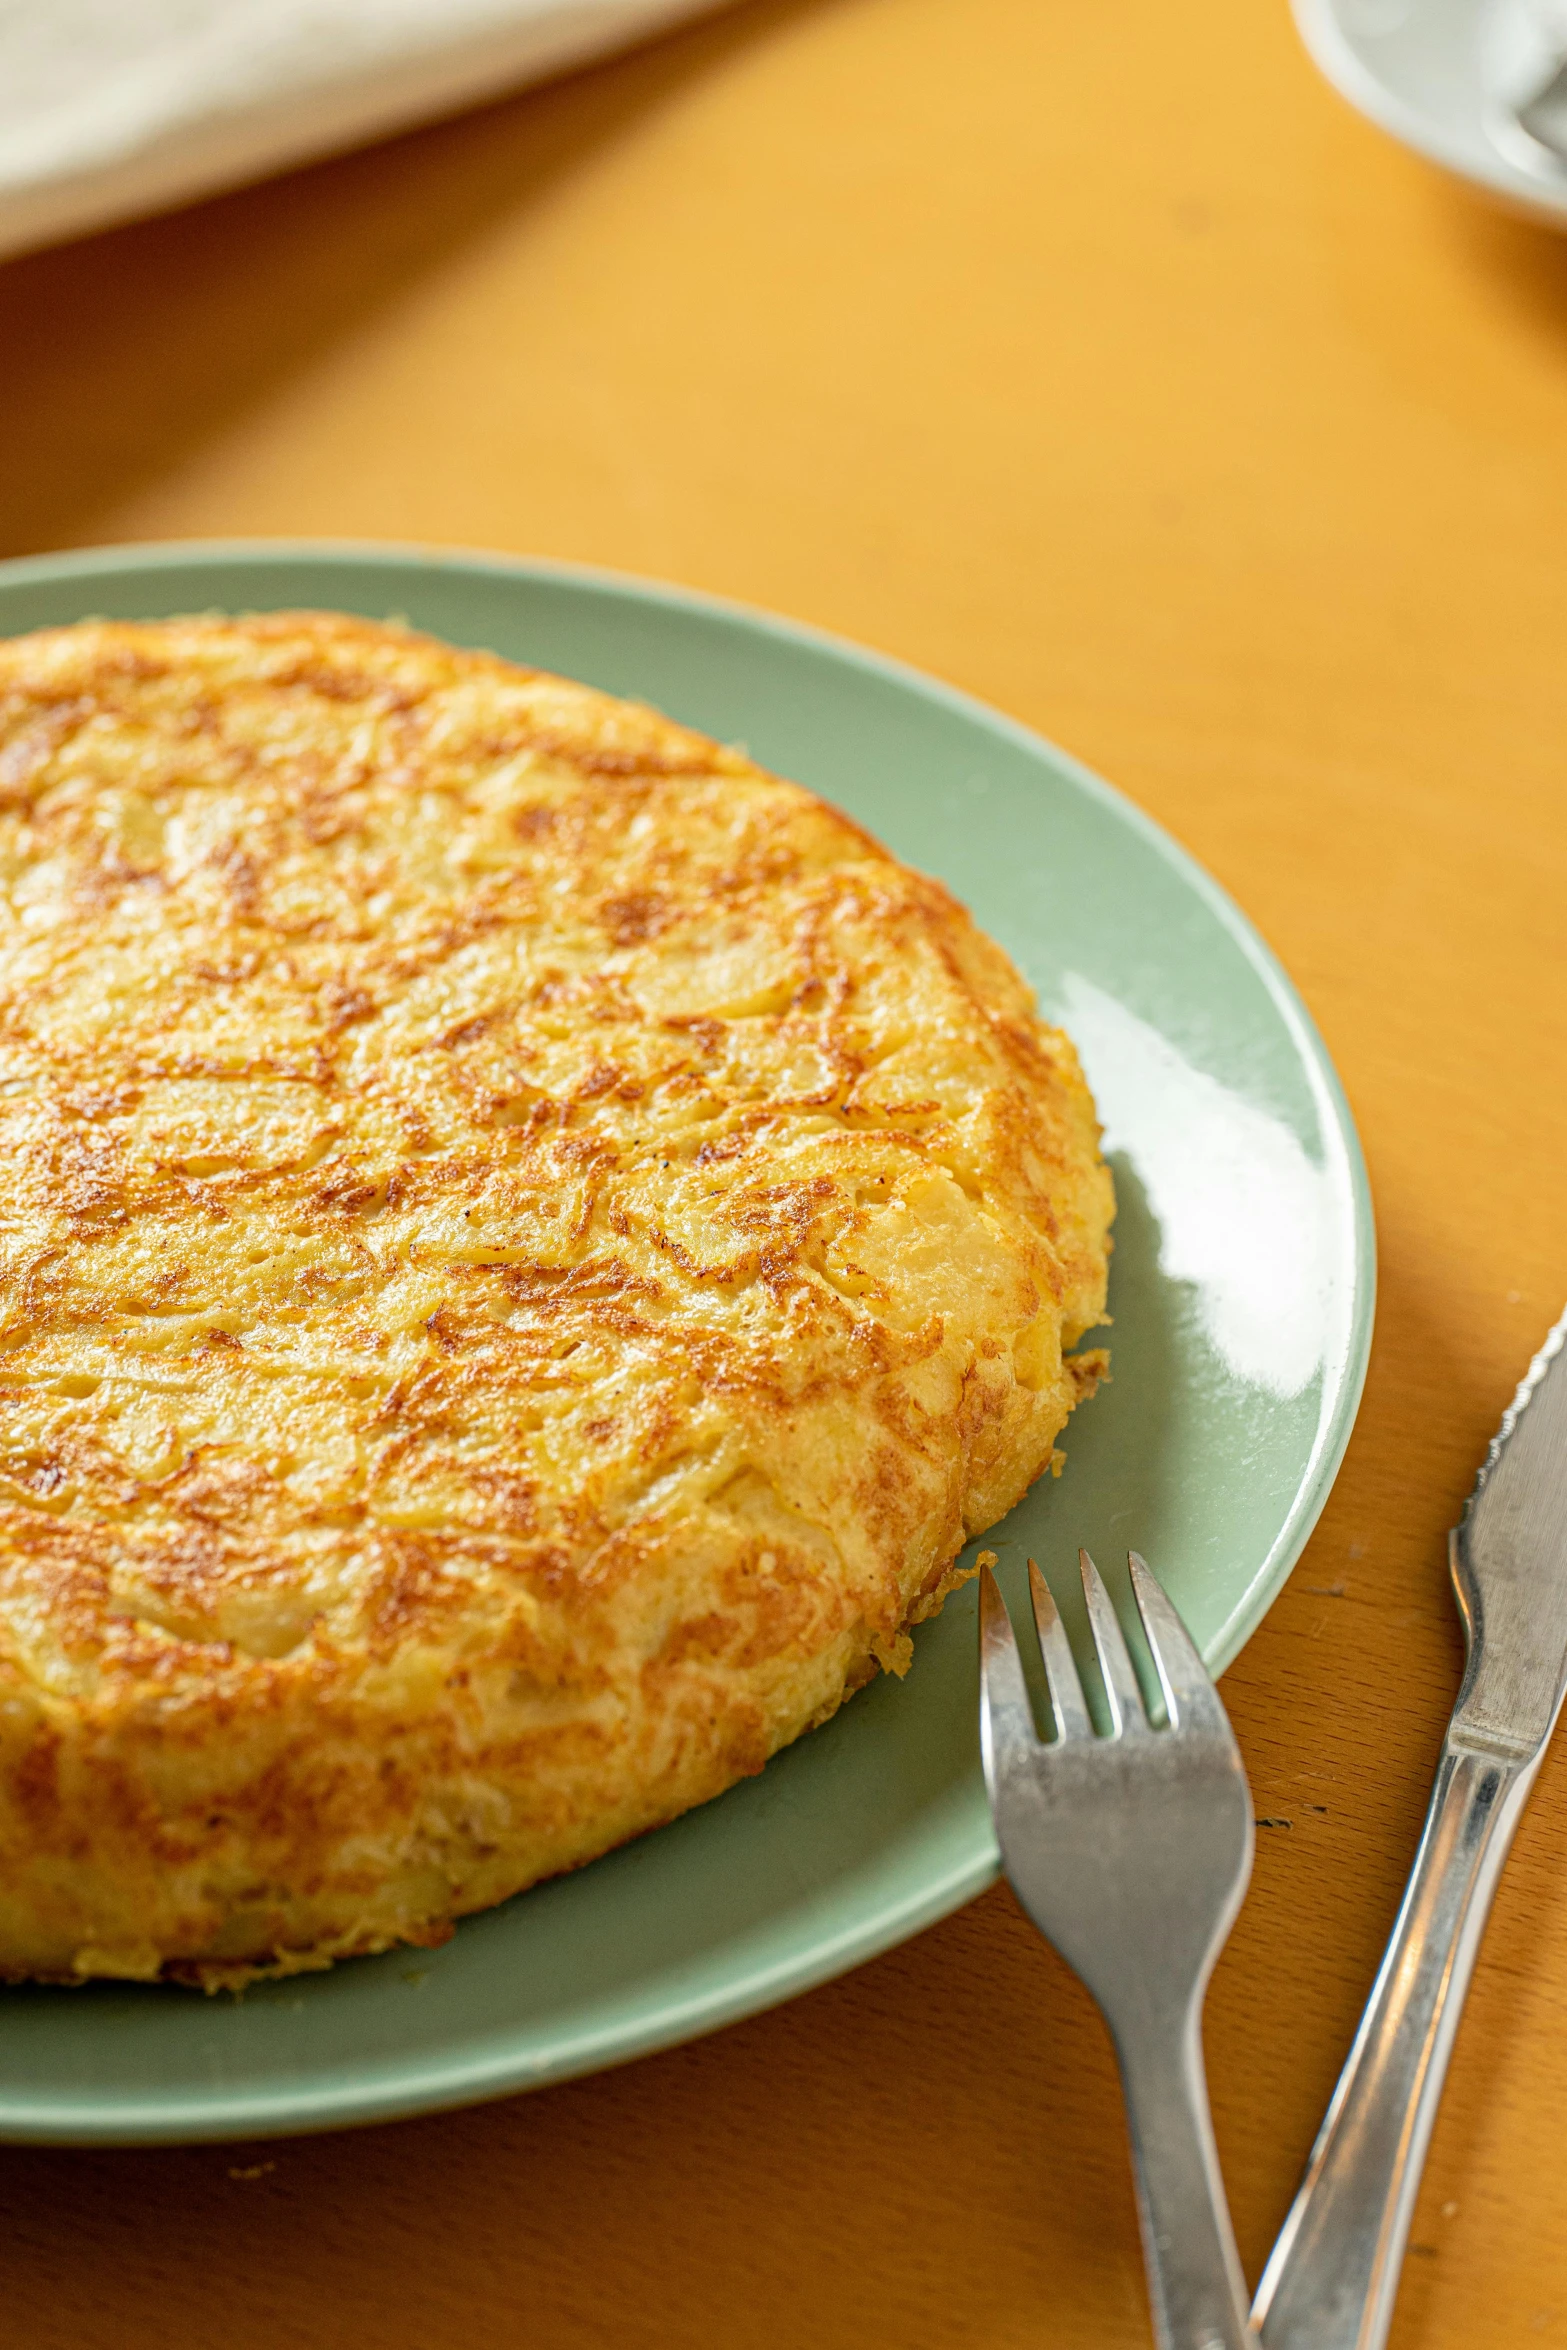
[0,611,1112,1988]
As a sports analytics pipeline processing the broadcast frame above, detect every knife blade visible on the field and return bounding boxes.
[1254,1306,1567,2350]
[1451,1310,1567,1759]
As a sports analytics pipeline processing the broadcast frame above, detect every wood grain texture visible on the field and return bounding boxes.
[1,0,1565,2340]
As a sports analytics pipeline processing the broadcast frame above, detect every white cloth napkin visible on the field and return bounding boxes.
[0,0,731,263]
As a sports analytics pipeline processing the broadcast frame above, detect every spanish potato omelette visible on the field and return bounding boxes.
[0,611,1112,1988]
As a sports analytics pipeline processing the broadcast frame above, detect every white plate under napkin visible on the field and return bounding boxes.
[1294,0,1567,224]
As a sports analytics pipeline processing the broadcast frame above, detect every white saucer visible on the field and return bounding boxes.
[1294,0,1567,224]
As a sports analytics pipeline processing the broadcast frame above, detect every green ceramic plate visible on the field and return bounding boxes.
[0,543,1373,2145]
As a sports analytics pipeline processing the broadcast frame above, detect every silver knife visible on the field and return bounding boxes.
[1253,1306,1567,2350]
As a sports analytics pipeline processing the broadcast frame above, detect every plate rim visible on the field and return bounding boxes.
[1291,0,1567,225]
[0,537,1375,2143]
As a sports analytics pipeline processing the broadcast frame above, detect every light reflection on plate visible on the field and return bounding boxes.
[1058,976,1345,1406]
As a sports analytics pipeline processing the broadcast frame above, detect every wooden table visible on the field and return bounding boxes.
[4,2,1565,2341]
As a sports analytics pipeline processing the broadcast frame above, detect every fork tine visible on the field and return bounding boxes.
[1079,1548,1149,1736]
[1126,1551,1228,1735]
[978,1564,1036,1787]
[1027,1560,1092,1740]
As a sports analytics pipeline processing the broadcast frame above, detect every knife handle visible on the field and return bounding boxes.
[1251,1734,1538,2350]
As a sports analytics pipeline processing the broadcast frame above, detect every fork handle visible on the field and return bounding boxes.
[1252,1735,1539,2350]
[1114,1994,1255,2350]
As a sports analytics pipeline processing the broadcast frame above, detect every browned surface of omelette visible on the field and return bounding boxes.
[0,612,1112,1987]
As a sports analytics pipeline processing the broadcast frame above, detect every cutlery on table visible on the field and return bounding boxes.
[979,1548,1255,2350]
[1254,1307,1567,2350]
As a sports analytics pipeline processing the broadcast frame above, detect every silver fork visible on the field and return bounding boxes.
[980,1550,1256,2350]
